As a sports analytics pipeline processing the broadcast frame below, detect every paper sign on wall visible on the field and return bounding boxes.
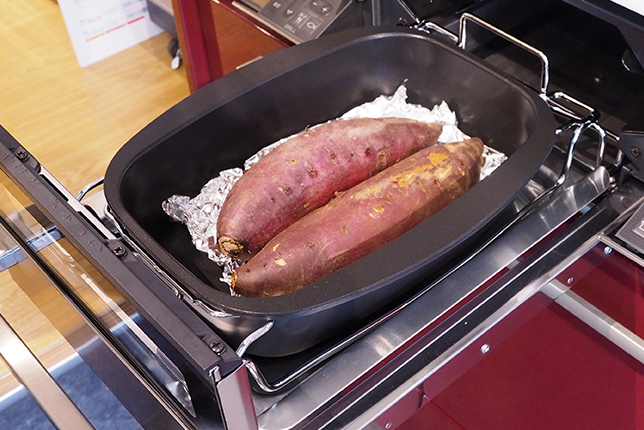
[58,0,163,67]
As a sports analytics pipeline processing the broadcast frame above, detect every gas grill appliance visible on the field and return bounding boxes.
[2,0,644,428]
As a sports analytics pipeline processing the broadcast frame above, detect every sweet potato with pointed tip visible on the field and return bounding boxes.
[232,138,484,297]
[217,117,442,259]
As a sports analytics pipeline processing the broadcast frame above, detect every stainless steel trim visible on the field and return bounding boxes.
[601,235,644,268]
[215,364,259,430]
[370,0,382,26]
[192,299,236,319]
[245,309,391,394]
[39,168,116,241]
[544,278,644,367]
[0,314,95,430]
[0,225,62,271]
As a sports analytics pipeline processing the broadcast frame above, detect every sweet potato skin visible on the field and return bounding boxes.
[217,118,442,258]
[232,138,484,297]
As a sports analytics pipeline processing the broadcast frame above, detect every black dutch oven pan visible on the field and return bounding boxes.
[104,25,556,357]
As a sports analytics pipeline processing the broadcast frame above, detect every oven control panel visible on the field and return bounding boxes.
[258,0,352,43]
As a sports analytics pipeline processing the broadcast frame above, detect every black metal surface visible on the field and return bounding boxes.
[619,112,644,180]
[562,0,644,70]
[104,25,555,357]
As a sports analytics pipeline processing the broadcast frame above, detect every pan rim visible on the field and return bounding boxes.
[104,25,555,320]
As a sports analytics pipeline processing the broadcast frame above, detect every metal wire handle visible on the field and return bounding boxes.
[458,13,550,97]
[414,20,459,45]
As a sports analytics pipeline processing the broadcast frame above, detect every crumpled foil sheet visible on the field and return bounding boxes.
[162,84,507,288]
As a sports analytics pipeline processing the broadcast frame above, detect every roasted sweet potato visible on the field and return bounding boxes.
[232,138,484,297]
[217,117,442,259]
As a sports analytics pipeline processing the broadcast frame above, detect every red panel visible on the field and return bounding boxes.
[173,0,223,91]
[422,293,551,400]
[398,401,465,430]
[373,387,423,430]
[427,298,644,429]
[561,244,644,338]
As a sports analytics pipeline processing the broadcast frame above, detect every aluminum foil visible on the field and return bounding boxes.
[162,84,507,287]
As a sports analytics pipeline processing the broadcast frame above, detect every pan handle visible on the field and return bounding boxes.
[458,12,550,97]
[414,13,550,96]
[414,21,459,45]
[236,320,274,357]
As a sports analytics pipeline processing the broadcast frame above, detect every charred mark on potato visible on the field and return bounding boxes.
[324,147,338,164]
[376,151,387,170]
[305,163,317,178]
[279,186,292,196]
[218,236,245,257]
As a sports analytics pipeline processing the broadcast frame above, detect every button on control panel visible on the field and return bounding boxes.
[259,0,351,43]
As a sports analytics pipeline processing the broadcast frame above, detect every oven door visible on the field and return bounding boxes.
[0,125,253,429]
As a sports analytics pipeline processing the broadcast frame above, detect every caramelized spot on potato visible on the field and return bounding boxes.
[429,153,449,165]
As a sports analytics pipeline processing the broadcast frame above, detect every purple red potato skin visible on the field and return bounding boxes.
[216,118,443,259]
[232,138,485,298]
